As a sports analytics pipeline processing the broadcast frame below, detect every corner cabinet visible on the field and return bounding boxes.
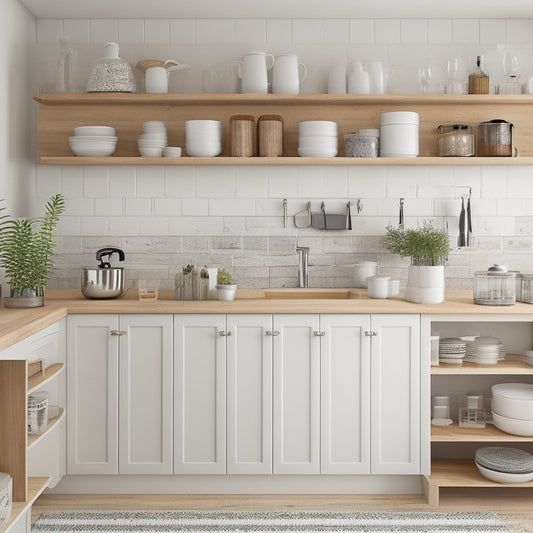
[34,93,533,166]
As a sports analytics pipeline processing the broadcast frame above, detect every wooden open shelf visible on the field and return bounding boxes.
[28,363,64,394]
[34,92,533,165]
[423,459,533,506]
[27,408,65,449]
[431,355,533,375]
[432,421,533,442]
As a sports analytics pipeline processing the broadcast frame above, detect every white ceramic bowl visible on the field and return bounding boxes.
[476,462,533,483]
[297,147,337,157]
[142,121,166,133]
[492,411,533,436]
[186,143,223,157]
[138,147,163,157]
[163,146,182,157]
[492,383,533,420]
[74,126,116,137]
[70,144,116,157]
[474,336,503,346]
[70,135,118,143]
[298,120,337,136]
[138,140,167,150]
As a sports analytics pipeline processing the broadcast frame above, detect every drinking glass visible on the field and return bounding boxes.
[418,65,432,94]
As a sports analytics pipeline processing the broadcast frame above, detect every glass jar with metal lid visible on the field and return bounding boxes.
[474,265,516,305]
[437,124,474,157]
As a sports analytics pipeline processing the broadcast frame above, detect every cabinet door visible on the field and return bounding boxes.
[174,314,226,474]
[119,314,173,474]
[320,314,371,474]
[273,314,320,474]
[371,314,421,474]
[67,314,119,475]
[226,314,272,474]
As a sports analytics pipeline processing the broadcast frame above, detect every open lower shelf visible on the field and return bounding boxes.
[423,459,533,506]
[27,363,64,394]
[0,477,49,532]
[431,355,533,375]
[37,156,533,166]
[432,421,533,442]
[27,408,65,449]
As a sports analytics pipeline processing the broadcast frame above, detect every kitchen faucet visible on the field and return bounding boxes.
[296,246,310,288]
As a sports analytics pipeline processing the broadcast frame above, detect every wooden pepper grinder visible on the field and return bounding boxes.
[468,55,489,94]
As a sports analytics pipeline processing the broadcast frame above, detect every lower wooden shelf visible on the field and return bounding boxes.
[0,477,49,533]
[432,421,533,442]
[423,459,533,506]
[27,408,65,449]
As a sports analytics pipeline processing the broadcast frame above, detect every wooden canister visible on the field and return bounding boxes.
[230,114,255,157]
[468,75,489,95]
[258,114,284,157]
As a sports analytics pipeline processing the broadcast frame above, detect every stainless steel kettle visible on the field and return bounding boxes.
[81,247,126,299]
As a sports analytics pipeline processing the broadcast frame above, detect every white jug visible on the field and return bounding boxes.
[235,52,275,94]
[272,54,307,94]
[145,60,189,94]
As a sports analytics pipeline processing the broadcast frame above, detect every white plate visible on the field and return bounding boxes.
[476,462,533,483]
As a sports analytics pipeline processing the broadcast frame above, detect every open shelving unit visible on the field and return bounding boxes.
[34,92,533,166]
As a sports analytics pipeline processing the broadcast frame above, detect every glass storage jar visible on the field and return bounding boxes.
[519,274,533,303]
[344,133,379,157]
[474,269,516,305]
[437,124,474,157]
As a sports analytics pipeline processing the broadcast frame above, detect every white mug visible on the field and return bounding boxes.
[235,52,275,94]
[328,65,347,94]
[145,60,189,94]
[367,275,391,299]
[272,54,307,94]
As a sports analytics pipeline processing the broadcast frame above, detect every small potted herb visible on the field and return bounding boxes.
[216,268,237,301]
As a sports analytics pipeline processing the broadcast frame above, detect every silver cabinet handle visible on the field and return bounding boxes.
[219,330,232,337]
[110,330,127,336]
[313,330,326,337]
[266,330,280,336]
[364,330,377,337]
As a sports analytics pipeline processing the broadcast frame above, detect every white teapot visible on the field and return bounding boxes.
[143,60,189,93]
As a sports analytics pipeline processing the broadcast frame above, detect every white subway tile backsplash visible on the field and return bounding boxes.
[255,199,283,216]
[480,20,506,44]
[235,19,266,44]
[268,167,298,197]
[508,166,533,197]
[164,167,196,197]
[197,167,235,197]
[235,168,269,197]
[138,216,170,235]
[94,198,123,216]
[324,20,349,44]
[136,167,165,197]
[125,198,152,216]
[154,198,181,216]
[109,166,136,197]
[109,217,141,236]
[65,198,95,217]
[401,20,427,44]
[182,199,208,216]
[196,20,235,44]
[83,167,109,197]
[506,20,533,45]
[119,19,145,44]
[145,19,170,44]
[386,167,429,198]
[170,19,195,44]
[266,19,292,45]
[56,216,81,237]
[169,216,197,235]
[37,166,61,198]
[90,19,118,43]
[81,216,108,236]
[61,167,84,197]
[348,167,386,198]
[349,19,374,44]
[223,217,246,235]
[497,199,527,217]
[196,217,222,235]
[64,20,90,44]
[297,166,348,198]
[209,199,255,216]
[37,19,63,43]
[452,19,479,44]
[375,20,401,44]
[428,20,452,44]
[293,19,324,44]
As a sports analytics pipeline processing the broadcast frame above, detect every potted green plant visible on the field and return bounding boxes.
[216,268,237,301]
[0,194,65,308]
[382,221,450,304]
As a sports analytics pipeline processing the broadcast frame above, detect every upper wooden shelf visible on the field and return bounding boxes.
[27,362,64,394]
[431,355,533,375]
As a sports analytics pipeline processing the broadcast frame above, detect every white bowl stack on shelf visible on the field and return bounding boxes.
[521,350,533,366]
[185,120,226,157]
[138,121,167,157]
[475,446,533,483]
[438,337,466,364]
[69,125,117,156]
[492,383,533,437]
[298,120,338,157]
[464,336,505,365]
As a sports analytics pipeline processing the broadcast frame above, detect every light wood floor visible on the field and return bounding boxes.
[33,491,533,530]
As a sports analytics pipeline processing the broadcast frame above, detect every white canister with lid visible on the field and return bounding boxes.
[379,111,419,157]
[354,261,378,288]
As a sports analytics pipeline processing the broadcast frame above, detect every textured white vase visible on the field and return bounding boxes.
[405,265,445,304]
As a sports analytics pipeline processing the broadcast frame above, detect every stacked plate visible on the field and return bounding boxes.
[138,121,167,157]
[69,125,117,156]
[521,350,533,366]
[298,120,338,157]
[438,337,466,364]
[464,336,505,365]
[475,446,533,483]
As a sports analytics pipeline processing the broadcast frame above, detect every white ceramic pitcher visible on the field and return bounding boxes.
[272,54,307,94]
[235,52,275,94]
[145,60,189,93]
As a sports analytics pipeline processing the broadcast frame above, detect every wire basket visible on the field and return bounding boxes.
[28,392,48,435]
[0,473,12,526]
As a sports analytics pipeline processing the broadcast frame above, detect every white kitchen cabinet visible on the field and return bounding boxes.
[67,314,172,475]
[226,314,273,474]
[273,314,321,474]
[320,314,371,474]
[118,314,173,474]
[370,314,421,475]
[174,314,227,474]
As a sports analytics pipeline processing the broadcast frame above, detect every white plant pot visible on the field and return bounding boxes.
[216,284,237,301]
[405,265,445,304]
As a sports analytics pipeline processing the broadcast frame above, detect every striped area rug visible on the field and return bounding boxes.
[31,510,514,532]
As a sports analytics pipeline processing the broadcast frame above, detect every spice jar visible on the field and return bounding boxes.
[476,119,513,157]
[230,114,255,157]
[437,124,474,157]
[344,134,379,157]
[257,114,284,156]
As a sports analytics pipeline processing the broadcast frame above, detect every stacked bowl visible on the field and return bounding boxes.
[185,120,226,157]
[298,121,338,157]
[492,383,533,436]
[464,336,505,365]
[138,121,167,157]
[475,446,533,483]
[69,126,117,156]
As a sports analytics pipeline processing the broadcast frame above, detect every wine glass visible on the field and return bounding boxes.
[502,53,518,76]
[447,57,458,80]
[418,65,432,94]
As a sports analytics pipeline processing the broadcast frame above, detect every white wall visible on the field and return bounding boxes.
[0,0,36,217]
[33,17,533,290]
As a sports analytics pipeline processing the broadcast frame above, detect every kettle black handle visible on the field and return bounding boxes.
[96,247,125,268]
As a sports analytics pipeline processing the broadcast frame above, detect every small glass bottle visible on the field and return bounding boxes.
[468,55,489,94]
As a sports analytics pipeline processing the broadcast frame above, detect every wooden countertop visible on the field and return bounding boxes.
[0,288,532,352]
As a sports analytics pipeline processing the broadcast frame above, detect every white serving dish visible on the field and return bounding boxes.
[74,126,116,136]
[492,383,533,420]
[492,411,533,436]
[297,147,337,157]
[476,462,533,483]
